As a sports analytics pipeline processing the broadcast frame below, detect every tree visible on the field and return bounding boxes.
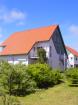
[37,48,47,63]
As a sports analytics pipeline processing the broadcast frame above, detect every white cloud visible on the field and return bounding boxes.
[0,7,26,23]
[69,25,78,35]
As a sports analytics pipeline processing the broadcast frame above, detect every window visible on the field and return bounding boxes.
[71,57,73,59]
[37,46,42,49]
[18,59,26,63]
[33,47,35,51]
[50,46,52,57]
[0,46,6,51]
[71,65,73,67]
[76,57,77,60]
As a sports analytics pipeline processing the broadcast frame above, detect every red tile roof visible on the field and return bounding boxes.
[66,46,78,57]
[0,25,58,55]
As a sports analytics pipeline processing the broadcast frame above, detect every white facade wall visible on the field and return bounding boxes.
[0,55,28,65]
[28,41,50,65]
[67,53,74,68]
[29,42,49,58]
[67,52,78,68]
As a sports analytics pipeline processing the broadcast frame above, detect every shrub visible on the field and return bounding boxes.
[0,62,36,96]
[52,70,62,85]
[65,68,78,86]
[0,61,62,95]
[26,63,62,88]
[37,48,47,63]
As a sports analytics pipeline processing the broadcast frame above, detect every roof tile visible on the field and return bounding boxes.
[0,25,58,55]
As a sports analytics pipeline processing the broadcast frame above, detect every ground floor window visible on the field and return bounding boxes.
[71,65,73,67]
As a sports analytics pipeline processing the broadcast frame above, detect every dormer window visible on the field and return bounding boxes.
[0,46,6,51]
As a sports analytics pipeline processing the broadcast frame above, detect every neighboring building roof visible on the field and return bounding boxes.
[0,25,58,55]
[66,46,78,57]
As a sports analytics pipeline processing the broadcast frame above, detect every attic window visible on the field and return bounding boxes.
[33,47,35,51]
[37,46,42,49]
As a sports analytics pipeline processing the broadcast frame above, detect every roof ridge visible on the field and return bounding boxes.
[17,24,58,33]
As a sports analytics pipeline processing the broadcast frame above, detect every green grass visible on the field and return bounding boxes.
[19,83,78,105]
[0,83,78,105]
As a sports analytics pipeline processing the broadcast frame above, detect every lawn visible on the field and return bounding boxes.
[0,83,78,105]
[18,83,78,105]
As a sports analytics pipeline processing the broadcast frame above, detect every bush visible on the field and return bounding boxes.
[65,68,78,86]
[0,62,36,96]
[52,70,62,85]
[26,63,62,88]
[0,61,62,96]
[12,64,37,95]
[37,48,47,63]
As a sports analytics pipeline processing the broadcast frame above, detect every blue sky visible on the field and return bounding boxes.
[0,0,78,50]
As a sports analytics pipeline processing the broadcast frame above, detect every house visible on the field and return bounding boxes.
[0,25,67,70]
[66,46,78,68]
